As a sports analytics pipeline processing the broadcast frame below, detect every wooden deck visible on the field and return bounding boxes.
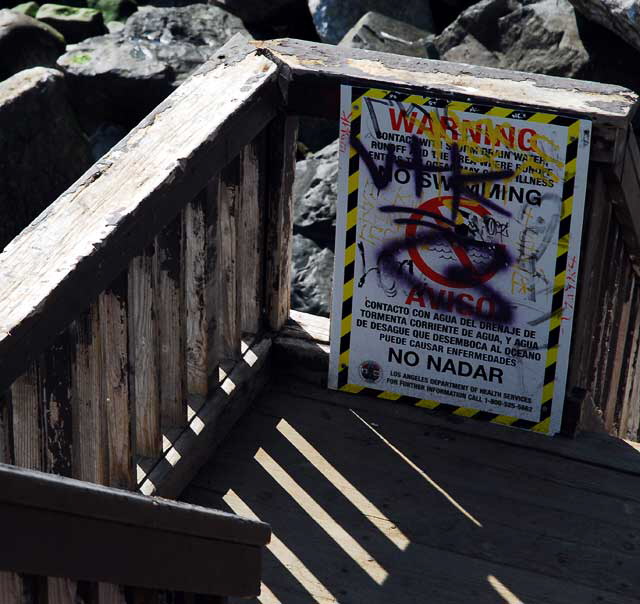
[183,370,640,604]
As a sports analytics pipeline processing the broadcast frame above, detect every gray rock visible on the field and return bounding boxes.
[291,234,334,317]
[211,0,301,23]
[87,0,137,23]
[308,0,434,44]
[435,0,590,78]
[57,4,249,127]
[569,0,640,53]
[0,67,91,250]
[294,139,338,249]
[0,9,64,80]
[339,11,437,58]
[36,4,107,44]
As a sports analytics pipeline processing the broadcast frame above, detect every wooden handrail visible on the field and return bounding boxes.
[0,36,281,394]
[0,463,269,596]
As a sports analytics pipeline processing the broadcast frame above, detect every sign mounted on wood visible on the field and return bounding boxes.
[328,85,592,435]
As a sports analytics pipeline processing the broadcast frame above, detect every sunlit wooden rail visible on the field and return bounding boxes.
[0,35,638,603]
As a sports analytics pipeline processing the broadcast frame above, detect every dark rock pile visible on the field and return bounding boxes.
[1,0,639,315]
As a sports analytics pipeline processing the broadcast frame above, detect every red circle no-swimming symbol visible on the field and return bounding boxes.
[405,195,500,288]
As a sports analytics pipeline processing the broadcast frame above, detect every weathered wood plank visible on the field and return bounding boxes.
[185,389,640,604]
[274,311,640,474]
[255,39,638,135]
[99,277,132,490]
[155,216,185,430]
[238,137,266,336]
[184,193,211,399]
[140,337,272,499]
[71,305,106,485]
[0,572,20,604]
[11,362,42,471]
[47,577,78,604]
[42,332,73,477]
[0,37,280,393]
[264,116,298,331]
[0,463,269,597]
[216,159,241,362]
[128,245,161,458]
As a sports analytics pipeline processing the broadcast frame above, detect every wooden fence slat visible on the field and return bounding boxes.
[11,362,42,471]
[99,276,132,490]
[129,246,161,458]
[0,571,20,604]
[184,193,210,400]
[42,333,73,477]
[238,137,266,336]
[42,331,79,604]
[264,115,298,331]
[98,582,127,604]
[155,217,185,430]
[216,160,241,363]
[71,305,106,485]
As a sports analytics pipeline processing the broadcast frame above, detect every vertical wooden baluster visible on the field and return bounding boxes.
[0,391,20,603]
[71,304,106,486]
[184,191,210,402]
[42,331,78,603]
[11,361,43,471]
[216,159,242,365]
[264,115,299,331]
[129,244,161,458]
[238,135,267,337]
[99,275,132,490]
[156,216,186,430]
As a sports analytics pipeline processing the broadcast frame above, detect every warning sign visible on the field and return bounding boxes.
[328,85,592,435]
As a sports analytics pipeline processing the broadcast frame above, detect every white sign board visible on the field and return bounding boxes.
[328,85,592,435]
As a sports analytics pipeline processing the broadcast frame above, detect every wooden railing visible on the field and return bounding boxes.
[0,35,639,602]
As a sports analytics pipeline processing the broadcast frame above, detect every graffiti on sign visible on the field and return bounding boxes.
[328,86,592,435]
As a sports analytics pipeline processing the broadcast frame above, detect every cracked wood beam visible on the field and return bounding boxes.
[255,38,638,163]
[0,35,282,393]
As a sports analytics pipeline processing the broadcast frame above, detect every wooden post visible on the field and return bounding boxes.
[264,115,298,331]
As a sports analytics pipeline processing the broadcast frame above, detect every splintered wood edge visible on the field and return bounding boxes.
[0,37,281,393]
[254,39,639,127]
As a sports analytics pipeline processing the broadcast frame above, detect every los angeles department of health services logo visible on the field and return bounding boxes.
[359,360,383,384]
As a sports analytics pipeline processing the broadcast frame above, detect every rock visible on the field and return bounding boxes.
[57,4,249,127]
[105,19,124,32]
[291,234,334,317]
[211,0,301,23]
[569,0,640,54]
[308,0,434,44]
[36,4,107,43]
[88,121,127,160]
[0,9,64,80]
[294,139,338,249]
[0,67,92,250]
[339,11,437,58]
[435,0,590,78]
[11,1,39,17]
[87,0,137,23]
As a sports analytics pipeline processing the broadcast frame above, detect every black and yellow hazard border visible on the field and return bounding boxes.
[334,85,587,435]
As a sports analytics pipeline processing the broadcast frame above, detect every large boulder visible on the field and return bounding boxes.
[339,11,437,58]
[57,4,249,128]
[569,0,640,53]
[435,0,590,78]
[36,4,107,43]
[308,0,434,44]
[294,139,338,249]
[211,0,301,23]
[0,9,64,80]
[11,2,39,17]
[0,67,92,250]
[291,234,334,317]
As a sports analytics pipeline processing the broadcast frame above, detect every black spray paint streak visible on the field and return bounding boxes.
[351,132,516,322]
